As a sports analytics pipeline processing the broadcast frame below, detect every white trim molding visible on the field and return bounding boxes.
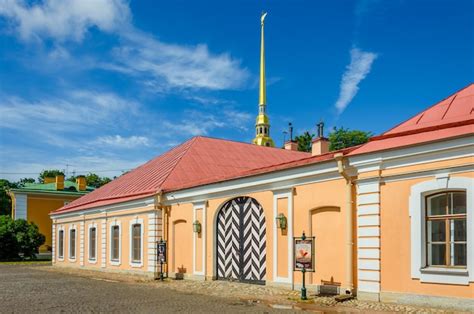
[409,176,473,285]
[14,193,27,220]
[109,220,122,266]
[68,224,77,262]
[192,201,207,276]
[88,223,98,264]
[272,188,294,286]
[129,217,144,268]
[57,225,65,261]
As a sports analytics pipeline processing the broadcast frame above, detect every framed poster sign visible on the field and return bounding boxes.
[157,240,167,263]
[293,236,315,271]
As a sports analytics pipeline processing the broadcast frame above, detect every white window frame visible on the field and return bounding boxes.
[409,176,473,285]
[68,225,77,262]
[57,226,65,261]
[129,218,144,268]
[88,223,98,264]
[109,221,121,266]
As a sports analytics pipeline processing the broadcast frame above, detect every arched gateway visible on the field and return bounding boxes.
[216,197,266,284]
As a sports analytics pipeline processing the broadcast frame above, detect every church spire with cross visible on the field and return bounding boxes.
[252,12,275,147]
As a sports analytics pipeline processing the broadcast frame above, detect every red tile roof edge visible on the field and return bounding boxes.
[163,146,359,193]
[370,118,474,142]
[382,83,473,135]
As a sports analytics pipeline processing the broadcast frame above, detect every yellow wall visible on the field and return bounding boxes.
[26,194,78,253]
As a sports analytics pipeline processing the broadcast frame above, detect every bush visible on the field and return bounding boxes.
[0,215,45,261]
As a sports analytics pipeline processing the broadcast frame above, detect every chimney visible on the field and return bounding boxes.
[284,140,298,151]
[55,174,64,190]
[312,137,329,156]
[44,177,55,184]
[76,175,86,191]
[311,120,330,156]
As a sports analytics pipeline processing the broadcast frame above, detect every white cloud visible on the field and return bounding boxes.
[334,47,377,114]
[0,0,130,42]
[0,90,140,146]
[92,135,150,148]
[105,30,249,90]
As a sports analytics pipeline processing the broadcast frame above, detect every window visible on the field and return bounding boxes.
[111,225,120,261]
[409,176,473,285]
[89,227,96,261]
[426,191,467,267]
[58,230,64,259]
[132,224,141,263]
[69,229,76,259]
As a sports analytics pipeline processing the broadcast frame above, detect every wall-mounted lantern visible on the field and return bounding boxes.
[193,220,202,233]
[276,213,287,230]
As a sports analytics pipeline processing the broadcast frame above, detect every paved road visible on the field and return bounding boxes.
[0,265,292,313]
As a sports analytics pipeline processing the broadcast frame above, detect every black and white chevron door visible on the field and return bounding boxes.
[216,197,266,284]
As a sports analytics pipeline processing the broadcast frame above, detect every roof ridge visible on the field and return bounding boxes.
[193,135,311,155]
[383,82,473,135]
[157,136,200,193]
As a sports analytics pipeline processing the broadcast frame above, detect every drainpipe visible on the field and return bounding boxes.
[334,153,354,295]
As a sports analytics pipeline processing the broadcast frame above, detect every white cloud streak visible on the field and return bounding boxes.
[0,0,131,42]
[92,135,150,148]
[334,47,377,114]
[0,0,249,91]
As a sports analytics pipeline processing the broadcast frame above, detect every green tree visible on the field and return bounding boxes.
[0,216,45,260]
[0,179,17,216]
[85,173,112,188]
[38,169,64,183]
[295,131,315,152]
[328,127,372,151]
[18,178,35,186]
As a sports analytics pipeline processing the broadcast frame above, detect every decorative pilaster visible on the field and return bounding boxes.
[52,222,56,263]
[356,179,381,300]
[147,210,162,272]
[101,219,107,268]
[80,219,85,266]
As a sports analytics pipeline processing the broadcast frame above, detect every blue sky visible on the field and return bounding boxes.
[0,0,472,181]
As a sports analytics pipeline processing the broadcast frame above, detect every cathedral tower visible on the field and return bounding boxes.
[252,12,275,147]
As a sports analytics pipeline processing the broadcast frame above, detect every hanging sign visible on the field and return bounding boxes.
[157,240,167,263]
[294,236,315,271]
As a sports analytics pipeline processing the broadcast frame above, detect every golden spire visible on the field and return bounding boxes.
[259,12,267,106]
[253,11,275,147]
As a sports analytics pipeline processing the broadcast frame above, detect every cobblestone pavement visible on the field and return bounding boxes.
[1,265,467,313]
[0,264,292,313]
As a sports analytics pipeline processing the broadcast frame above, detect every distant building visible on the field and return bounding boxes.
[9,175,93,256]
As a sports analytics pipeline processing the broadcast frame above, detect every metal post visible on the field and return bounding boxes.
[301,232,307,300]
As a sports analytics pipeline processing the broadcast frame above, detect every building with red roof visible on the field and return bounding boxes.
[51,83,473,310]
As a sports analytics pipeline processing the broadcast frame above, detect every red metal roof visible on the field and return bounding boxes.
[54,137,310,214]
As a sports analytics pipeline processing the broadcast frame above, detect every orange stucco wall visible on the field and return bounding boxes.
[380,171,474,299]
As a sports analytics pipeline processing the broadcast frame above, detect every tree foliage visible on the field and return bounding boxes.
[295,131,315,153]
[38,169,64,183]
[0,216,45,260]
[0,180,17,216]
[294,127,372,153]
[68,173,112,188]
[328,127,372,151]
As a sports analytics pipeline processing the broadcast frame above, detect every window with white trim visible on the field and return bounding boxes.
[89,227,97,261]
[111,225,120,261]
[409,176,473,285]
[69,229,76,259]
[426,191,467,268]
[131,224,141,263]
[58,229,64,259]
